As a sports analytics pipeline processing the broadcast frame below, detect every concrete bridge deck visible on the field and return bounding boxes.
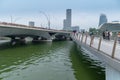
[0,22,71,34]
[0,22,71,41]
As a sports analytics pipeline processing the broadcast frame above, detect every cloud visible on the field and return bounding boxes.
[0,0,120,30]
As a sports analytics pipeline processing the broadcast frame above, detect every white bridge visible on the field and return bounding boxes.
[0,22,71,43]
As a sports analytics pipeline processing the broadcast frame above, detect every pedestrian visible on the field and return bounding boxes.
[102,31,105,39]
[90,32,93,36]
[105,31,108,40]
[117,32,120,44]
[108,32,110,40]
[89,32,94,45]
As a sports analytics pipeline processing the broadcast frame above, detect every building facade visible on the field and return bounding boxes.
[66,9,72,27]
[63,9,79,32]
[29,21,35,27]
[63,9,72,30]
[99,14,107,26]
[71,26,79,32]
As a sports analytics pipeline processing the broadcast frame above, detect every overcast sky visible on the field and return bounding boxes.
[0,0,120,30]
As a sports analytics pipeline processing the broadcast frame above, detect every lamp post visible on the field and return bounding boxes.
[13,17,21,23]
[10,15,21,23]
[39,11,50,29]
[10,15,13,23]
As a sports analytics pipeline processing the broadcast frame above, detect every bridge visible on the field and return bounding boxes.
[0,22,71,44]
[99,22,120,32]
[71,32,120,80]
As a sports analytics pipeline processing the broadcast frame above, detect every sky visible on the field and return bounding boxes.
[0,0,120,30]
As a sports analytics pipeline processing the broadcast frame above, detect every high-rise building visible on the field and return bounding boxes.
[71,26,79,32]
[63,9,79,31]
[66,9,72,27]
[99,14,107,26]
[63,19,66,29]
[29,21,35,27]
[63,9,72,30]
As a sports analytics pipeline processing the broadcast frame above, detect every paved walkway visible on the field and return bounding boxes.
[72,33,120,61]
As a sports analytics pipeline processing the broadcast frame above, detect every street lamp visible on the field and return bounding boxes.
[10,15,21,23]
[14,17,21,23]
[39,11,50,29]
[10,15,13,23]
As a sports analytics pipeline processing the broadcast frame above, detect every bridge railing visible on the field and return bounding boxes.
[71,33,120,61]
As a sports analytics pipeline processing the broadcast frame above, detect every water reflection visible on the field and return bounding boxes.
[0,41,76,80]
[70,44,105,80]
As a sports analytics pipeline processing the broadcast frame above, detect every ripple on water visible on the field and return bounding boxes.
[0,41,105,80]
[0,41,76,80]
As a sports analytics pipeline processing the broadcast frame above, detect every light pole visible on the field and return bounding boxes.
[13,17,21,23]
[39,11,50,29]
[10,15,13,23]
[10,15,21,23]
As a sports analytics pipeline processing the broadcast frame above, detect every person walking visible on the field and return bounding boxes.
[108,32,110,40]
[102,31,105,39]
[117,32,120,44]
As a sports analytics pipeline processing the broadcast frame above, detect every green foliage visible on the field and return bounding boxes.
[89,28,101,35]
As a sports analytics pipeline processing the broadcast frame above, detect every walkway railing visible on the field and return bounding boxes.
[71,33,120,61]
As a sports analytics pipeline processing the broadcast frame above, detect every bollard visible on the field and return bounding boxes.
[85,35,88,44]
[90,36,94,47]
[98,37,102,51]
[111,37,117,58]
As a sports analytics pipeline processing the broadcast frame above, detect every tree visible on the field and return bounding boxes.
[89,28,100,36]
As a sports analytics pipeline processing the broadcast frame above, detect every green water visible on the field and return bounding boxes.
[70,44,105,80]
[0,41,105,80]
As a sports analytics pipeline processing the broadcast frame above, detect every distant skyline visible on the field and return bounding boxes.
[0,0,120,30]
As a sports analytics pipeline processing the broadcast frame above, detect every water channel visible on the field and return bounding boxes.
[0,41,105,80]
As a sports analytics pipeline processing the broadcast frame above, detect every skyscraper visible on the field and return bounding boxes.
[66,9,72,27]
[63,9,79,31]
[63,19,67,28]
[98,14,107,26]
[63,9,72,30]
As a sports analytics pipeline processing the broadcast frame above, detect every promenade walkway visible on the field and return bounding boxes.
[71,33,120,80]
[71,33,120,61]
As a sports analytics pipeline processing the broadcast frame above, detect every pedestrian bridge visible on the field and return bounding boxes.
[71,33,120,80]
[0,22,71,44]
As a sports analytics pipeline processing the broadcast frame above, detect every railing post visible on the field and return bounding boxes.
[81,34,84,43]
[79,34,82,41]
[85,34,88,44]
[77,33,79,40]
[78,34,80,41]
[111,37,117,58]
[75,33,76,40]
[98,36,102,51]
[76,33,78,41]
[73,33,75,40]
[90,36,94,47]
